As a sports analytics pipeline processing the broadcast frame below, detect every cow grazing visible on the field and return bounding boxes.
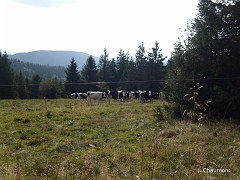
[129,91,135,101]
[134,91,140,100]
[71,93,77,99]
[139,90,158,102]
[129,91,142,101]
[71,92,88,102]
[139,90,149,102]
[117,90,128,101]
[107,91,118,100]
[76,93,87,100]
[86,91,103,105]
[151,91,160,100]
[106,91,118,104]
[107,90,129,103]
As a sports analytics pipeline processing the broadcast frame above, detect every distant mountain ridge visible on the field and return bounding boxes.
[8,50,99,68]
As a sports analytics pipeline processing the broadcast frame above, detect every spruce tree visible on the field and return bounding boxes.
[106,58,118,90]
[29,74,41,99]
[18,70,28,99]
[97,48,109,82]
[64,58,80,97]
[135,42,147,90]
[119,58,137,90]
[39,79,53,99]
[147,41,166,91]
[116,49,129,82]
[80,55,98,91]
[0,52,15,99]
[166,0,240,119]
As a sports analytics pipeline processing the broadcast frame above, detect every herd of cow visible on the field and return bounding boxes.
[71,90,165,105]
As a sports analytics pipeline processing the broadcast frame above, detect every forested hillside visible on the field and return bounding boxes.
[9,59,66,80]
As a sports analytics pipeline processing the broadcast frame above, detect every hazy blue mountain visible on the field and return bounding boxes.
[8,50,99,68]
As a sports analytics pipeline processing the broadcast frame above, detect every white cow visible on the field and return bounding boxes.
[86,91,103,105]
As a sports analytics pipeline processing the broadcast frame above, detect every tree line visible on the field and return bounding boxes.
[0,0,239,119]
[64,41,166,95]
[0,41,166,100]
[0,52,64,99]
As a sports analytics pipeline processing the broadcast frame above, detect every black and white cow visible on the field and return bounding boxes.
[118,90,129,101]
[129,90,144,101]
[71,93,77,99]
[129,91,135,101]
[106,90,129,103]
[151,91,160,100]
[107,91,118,100]
[138,90,159,102]
[139,90,150,102]
[76,93,87,100]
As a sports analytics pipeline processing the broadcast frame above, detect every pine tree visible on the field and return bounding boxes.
[119,58,137,90]
[29,74,41,99]
[97,48,109,82]
[58,80,65,98]
[0,52,15,99]
[18,71,28,99]
[147,41,167,91]
[106,58,117,90]
[51,77,60,98]
[135,42,147,90]
[64,58,80,97]
[116,49,129,81]
[39,79,53,99]
[13,73,19,98]
[191,0,240,118]
[25,77,30,98]
[166,0,240,119]
[80,55,98,91]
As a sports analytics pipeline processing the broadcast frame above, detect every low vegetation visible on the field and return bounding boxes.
[0,99,239,179]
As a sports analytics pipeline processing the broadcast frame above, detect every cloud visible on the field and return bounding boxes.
[10,0,78,8]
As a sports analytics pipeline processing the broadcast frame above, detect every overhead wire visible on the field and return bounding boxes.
[0,77,240,87]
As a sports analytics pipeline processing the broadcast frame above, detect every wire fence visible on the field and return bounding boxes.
[1,77,240,87]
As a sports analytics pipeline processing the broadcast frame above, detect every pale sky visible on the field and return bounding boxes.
[0,0,199,58]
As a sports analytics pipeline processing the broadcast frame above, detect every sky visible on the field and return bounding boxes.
[0,0,199,59]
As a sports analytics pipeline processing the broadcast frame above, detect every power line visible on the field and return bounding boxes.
[0,77,240,87]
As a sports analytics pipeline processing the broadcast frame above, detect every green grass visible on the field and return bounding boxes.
[0,99,239,179]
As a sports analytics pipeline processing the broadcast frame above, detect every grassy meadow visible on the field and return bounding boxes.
[0,98,239,179]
